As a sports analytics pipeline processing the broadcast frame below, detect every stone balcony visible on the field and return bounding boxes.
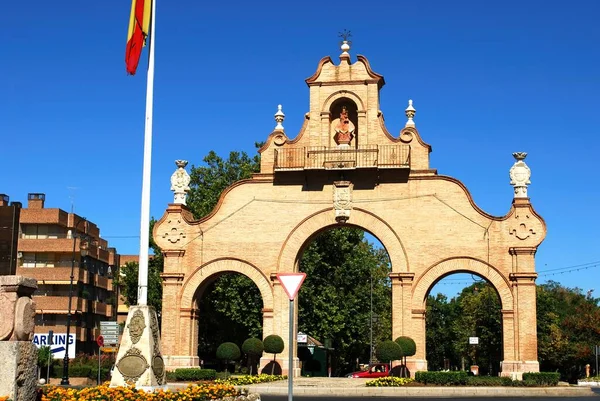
[274,145,410,171]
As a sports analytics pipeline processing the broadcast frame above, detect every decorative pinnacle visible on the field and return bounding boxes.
[512,152,527,161]
[274,104,285,130]
[175,160,188,168]
[338,29,352,58]
[405,99,416,127]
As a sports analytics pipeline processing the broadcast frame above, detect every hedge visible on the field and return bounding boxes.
[171,368,217,381]
[414,371,468,385]
[465,376,514,386]
[522,372,560,386]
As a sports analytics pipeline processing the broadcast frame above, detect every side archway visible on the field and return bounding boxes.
[180,258,274,309]
[412,257,513,310]
[408,257,515,372]
[277,207,409,273]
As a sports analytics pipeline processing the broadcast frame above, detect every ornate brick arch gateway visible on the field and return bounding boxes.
[154,44,546,377]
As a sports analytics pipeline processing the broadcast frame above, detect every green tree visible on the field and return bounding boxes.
[395,336,416,377]
[187,148,261,219]
[451,282,502,375]
[242,338,264,375]
[115,218,164,314]
[298,228,391,375]
[376,340,402,371]
[537,281,600,382]
[216,342,241,376]
[264,334,285,375]
[425,293,460,370]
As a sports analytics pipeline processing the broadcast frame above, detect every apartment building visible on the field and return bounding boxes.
[12,193,119,355]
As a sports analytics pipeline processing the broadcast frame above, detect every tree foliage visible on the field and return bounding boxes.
[426,282,502,375]
[242,338,264,356]
[298,227,391,375]
[187,148,261,219]
[116,218,164,314]
[537,281,600,381]
[376,340,402,363]
[216,342,241,361]
[395,336,416,357]
[264,334,285,356]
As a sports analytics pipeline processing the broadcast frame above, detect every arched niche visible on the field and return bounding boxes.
[329,97,359,147]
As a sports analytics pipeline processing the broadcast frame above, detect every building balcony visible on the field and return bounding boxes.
[16,265,88,283]
[34,296,88,313]
[95,275,110,290]
[92,301,105,316]
[274,145,410,171]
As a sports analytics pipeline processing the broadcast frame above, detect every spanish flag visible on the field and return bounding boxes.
[125,0,152,75]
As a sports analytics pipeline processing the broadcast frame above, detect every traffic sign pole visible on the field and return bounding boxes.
[276,273,306,401]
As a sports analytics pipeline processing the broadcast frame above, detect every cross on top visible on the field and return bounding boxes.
[338,29,352,44]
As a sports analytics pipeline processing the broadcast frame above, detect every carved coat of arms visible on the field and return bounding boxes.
[333,181,353,223]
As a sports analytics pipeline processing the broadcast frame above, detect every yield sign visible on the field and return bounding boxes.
[277,273,306,300]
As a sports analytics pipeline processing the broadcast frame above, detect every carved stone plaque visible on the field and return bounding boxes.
[117,347,149,383]
[152,356,165,384]
[333,181,353,223]
[128,309,146,344]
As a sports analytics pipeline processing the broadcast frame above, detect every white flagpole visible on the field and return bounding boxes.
[137,0,156,306]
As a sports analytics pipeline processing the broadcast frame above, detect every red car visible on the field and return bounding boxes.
[346,363,390,378]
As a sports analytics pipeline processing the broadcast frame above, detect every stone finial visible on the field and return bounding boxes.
[170,160,191,205]
[274,104,285,130]
[405,99,416,127]
[509,152,532,199]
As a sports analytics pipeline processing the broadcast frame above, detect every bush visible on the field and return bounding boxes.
[242,338,264,356]
[171,368,217,381]
[415,371,468,385]
[465,376,515,386]
[263,335,284,355]
[216,342,241,362]
[522,372,560,386]
[366,377,414,387]
[376,340,402,364]
[394,336,416,357]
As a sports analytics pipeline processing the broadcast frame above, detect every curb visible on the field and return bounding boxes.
[238,385,598,397]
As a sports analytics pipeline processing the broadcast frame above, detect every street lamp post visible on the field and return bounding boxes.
[61,217,88,385]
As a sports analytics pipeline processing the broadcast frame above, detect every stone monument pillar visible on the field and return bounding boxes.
[0,276,38,401]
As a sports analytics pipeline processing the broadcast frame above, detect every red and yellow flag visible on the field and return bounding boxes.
[125,0,152,75]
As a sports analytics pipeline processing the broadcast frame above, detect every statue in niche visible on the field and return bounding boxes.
[332,105,355,147]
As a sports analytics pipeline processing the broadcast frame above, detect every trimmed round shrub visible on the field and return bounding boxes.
[216,342,241,361]
[376,340,402,363]
[394,336,416,357]
[263,335,284,355]
[242,338,264,357]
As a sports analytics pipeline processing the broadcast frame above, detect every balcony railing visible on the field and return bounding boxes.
[274,145,410,171]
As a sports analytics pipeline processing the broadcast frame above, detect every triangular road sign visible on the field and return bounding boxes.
[277,272,307,300]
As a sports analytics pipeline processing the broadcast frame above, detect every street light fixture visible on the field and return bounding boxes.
[61,217,88,385]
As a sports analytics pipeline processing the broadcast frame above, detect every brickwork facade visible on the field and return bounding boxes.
[7,193,120,353]
[154,50,546,377]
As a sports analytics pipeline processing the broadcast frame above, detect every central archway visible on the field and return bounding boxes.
[278,208,409,273]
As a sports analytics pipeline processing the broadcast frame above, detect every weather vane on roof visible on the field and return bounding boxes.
[338,29,352,44]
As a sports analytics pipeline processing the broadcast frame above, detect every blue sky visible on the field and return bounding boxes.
[1,1,598,297]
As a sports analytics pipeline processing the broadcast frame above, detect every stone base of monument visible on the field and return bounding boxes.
[110,305,166,390]
[0,341,37,401]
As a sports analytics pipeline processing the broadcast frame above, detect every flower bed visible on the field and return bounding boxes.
[366,377,414,387]
[216,374,287,385]
[42,383,241,401]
